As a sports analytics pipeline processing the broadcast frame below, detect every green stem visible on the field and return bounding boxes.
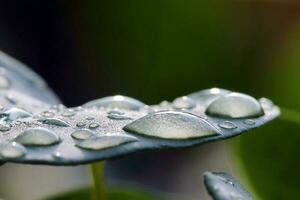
[90,162,107,200]
[280,107,300,125]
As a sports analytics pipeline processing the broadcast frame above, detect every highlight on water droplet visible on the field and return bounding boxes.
[0,142,26,158]
[76,134,137,150]
[124,111,220,140]
[15,127,61,146]
[172,96,196,109]
[83,95,145,111]
[71,129,95,140]
[206,92,264,118]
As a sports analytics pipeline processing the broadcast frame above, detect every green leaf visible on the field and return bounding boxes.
[0,51,279,166]
[44,187,183,200]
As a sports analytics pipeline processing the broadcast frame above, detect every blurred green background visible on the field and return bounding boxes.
[0,0,299,199]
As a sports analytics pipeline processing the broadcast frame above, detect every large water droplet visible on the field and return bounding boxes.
[71,129,95,140]
[38,118,70,127]
[15,127,60,146]
[0,75,10,89]
[206,92,264,118]
[218,121,237,130]
[124,111,220,139]
[2,107,32,121]
[76,134,137,150]
[172,96,196,109]
[0,142,26,158]
[83,95,145,111]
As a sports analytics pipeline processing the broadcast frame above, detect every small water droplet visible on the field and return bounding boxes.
[206,92,264,118]
[76,121,86,128]
[86,116,95,121]
[0,123,11,132]
[42,110,55,117]
[83,95,145,111]
[0,75,10,89]
[61,110,76,117]
[2,107,32,121]
[244,119,256,125]
[172,96,196,109]
[5,94,17,104]
[76,134,137,150]
[188,88,230,106]
[124,111,220,139]
[89,122,99,129]
[107,113,133,120]
[38,118,70,127]
[218,121,237,129]
[15,127,60,146]
[71,129,95,140]
[0,142,26,158]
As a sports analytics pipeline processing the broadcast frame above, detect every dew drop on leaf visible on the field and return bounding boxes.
[0,75,10,89]
[172,96,196,109]
[71,129,95,140]
[2,107,32,121]
[76,121,86,128]
[206,92,264,118]
[83,95,145,111]
[41,110,55,118]
[0,142,26,158]
[37,118,70,127]
[218,121,237,130]
[243,119,256,125]
[76,134,137,150]
[89,122,99,129]
[15,127,61,146]
[0,124,11,132]
[188,88,230,106]
[107,113,133,120]
[124,111,220,139]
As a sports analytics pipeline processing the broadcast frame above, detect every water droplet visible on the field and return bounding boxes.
[2,107,32,121]
[107,113,133,120]
[244,119,256,125]
[76,121,86,128]
[218,121,237,129]
[38,118,70,127]
[71,129,95,140]
[76,134,137,150]
[42,110,55,117]
[124,111,220,139]
[83,95,145,111]
[172,96,196,109]
[0,124,10,132]
[0,75,10,89]
[89,122,99,129]
[15,127,60,146]
[0,142,26,158]
[206,92,264,118]
[61,110,76,117]
[5,94,17,104]
[259,97,274,110]
[86,116,95,121]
